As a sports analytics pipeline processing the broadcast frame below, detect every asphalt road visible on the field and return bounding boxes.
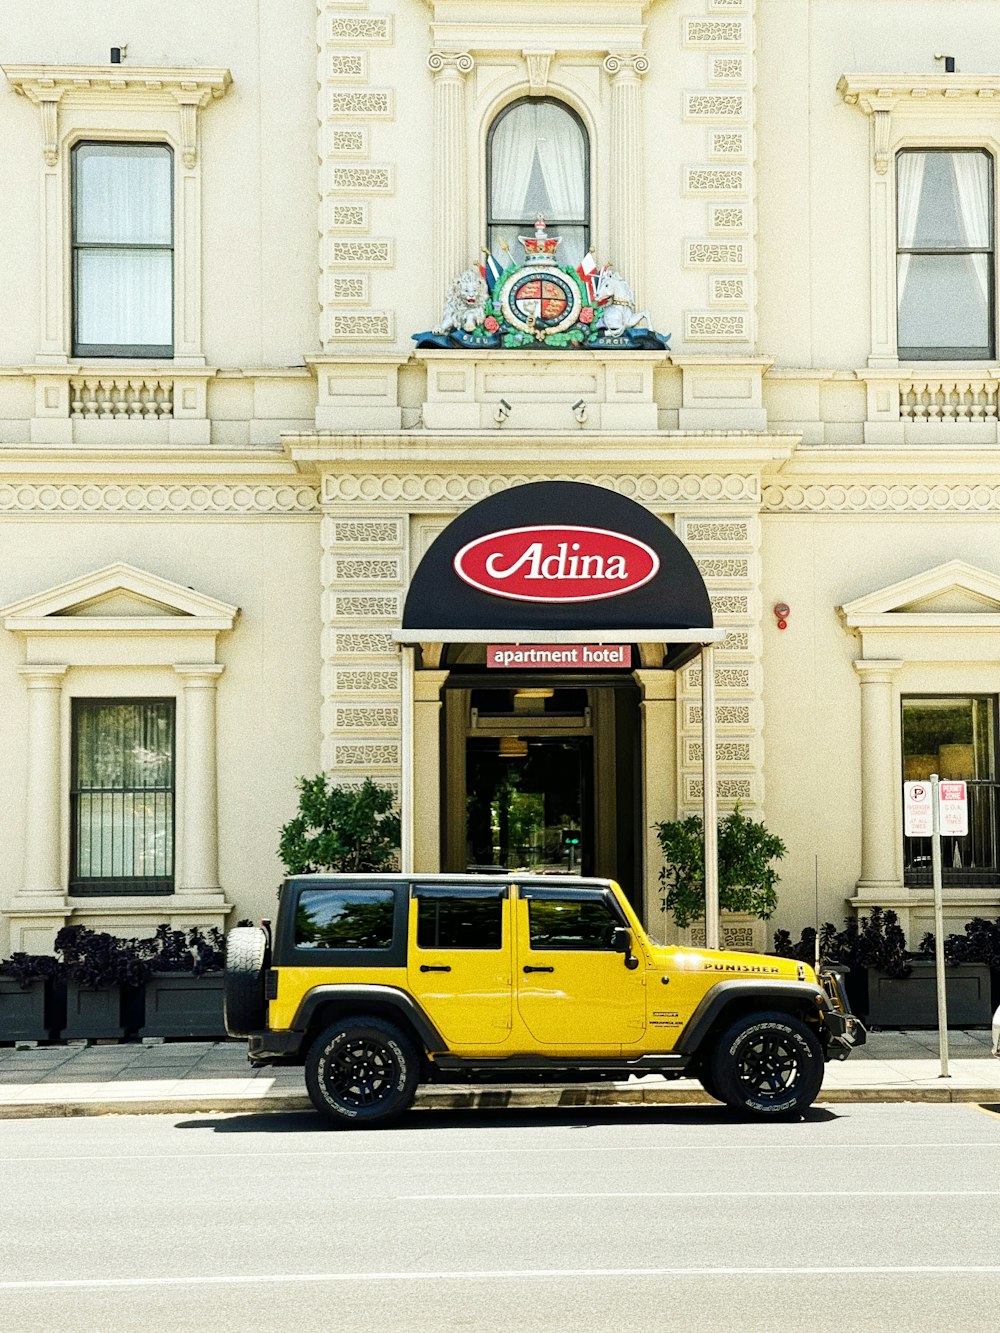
[2,1101,1000,1332]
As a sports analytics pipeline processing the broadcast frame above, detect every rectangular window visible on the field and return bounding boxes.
[70,699,175,896]
[526,896,620,951]
[294,888,395,950]
[902,695,999,885]
[897,149,994,360]
[72,142,174,357]
[415,889,503,950]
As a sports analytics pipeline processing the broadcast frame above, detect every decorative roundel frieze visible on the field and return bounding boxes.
[320,472,760,506]
[762,482,1000,513]
[0,482,319,514]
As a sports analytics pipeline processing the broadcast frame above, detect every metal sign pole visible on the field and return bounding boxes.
[930,772,950,1079]
[701,642,720,950]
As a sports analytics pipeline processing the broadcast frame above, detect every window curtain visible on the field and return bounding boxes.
[896,151,927,307]
[74,144,173,350]
[491,102,586,222]
[952,153,991,303]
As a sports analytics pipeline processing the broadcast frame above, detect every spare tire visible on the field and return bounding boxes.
[223,926,269,1038]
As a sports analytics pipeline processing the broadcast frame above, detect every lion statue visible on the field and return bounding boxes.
[434,266,489,335]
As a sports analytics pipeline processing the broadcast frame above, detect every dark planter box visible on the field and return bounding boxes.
[63,982,124,1040]
[867,961,993,1028]
[0,978,50,1042]
[140,973,225,1040]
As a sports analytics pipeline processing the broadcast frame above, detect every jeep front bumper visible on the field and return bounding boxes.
[824,1010,867,1060]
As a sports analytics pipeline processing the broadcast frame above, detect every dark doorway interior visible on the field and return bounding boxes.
[442,675,642,914]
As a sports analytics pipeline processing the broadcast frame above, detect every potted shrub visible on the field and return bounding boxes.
[775,909,993,1027]
[656,805,786,950]
[56,925,154,1040]
[279,774,401,873]
[140,925,228,1040]
[919,916,1000,1018]
[0,952,60,1043]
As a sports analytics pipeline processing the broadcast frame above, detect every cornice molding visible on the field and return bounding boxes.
[838,73,1000,108]
[3,64,232,167]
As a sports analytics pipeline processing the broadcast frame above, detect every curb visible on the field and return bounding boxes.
[0,1084,997,1119]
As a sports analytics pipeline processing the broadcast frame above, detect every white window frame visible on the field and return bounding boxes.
[3,64,231,367]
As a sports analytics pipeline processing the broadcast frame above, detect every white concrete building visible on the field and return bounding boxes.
[2,0,1000,958]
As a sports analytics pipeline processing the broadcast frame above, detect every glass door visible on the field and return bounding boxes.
[465,735,593,874]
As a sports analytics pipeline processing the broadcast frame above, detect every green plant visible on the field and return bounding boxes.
[656,805,787,929]
[919,916,1000,967]
[279,775,401,874]
[812,908,911,978]
[0,952,60,989]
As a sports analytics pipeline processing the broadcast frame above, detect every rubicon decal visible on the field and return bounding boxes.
[453,525,660,603]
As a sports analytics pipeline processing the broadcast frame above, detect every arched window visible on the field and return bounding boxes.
[487,98,589,265]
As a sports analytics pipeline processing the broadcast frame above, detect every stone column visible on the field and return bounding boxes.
[854,659,904,894]
[413,669,449,873]
[19,665,68,898]
[603,52,649,299]
[635,668,677,937]
[174,665,225,894]
[427,52,475,305]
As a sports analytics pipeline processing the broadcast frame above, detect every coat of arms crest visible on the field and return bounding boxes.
[413,217,670,352]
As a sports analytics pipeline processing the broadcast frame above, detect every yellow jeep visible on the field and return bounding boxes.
[224,873,864,1127]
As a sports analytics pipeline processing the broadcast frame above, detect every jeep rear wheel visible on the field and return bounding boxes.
[305,1017,419,1128]
[708,1011,823,1119]
[223,926,269,1038]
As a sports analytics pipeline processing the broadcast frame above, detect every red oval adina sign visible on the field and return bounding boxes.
[453,524,660,604]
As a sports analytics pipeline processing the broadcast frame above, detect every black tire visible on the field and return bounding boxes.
[707,1010,823,1119]
[305,1016,419,1128]
[223,926,269,1038]
[696,1065,724,1102]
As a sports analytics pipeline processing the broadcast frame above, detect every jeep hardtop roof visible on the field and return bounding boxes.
[283,872,616,892]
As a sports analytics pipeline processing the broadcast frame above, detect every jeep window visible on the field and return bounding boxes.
[417,893,503,950]
[527,897,621,951]
[294,888,395,950]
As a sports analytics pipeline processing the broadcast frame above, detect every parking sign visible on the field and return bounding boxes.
[903,782,933,836]
[938,781,968,836]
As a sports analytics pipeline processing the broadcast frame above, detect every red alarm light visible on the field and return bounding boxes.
[774,602,790,631]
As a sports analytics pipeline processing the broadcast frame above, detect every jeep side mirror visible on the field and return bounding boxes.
[611,926,640,969]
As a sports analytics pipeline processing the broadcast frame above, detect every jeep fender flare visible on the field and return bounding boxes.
[292,984,446,1054]
[673,979,828,1057]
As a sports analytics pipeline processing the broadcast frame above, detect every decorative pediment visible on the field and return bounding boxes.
[2,564,238,632]
[841,561,1000,625]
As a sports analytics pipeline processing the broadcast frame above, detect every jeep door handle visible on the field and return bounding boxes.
[419,965,451,973]
[523,965,554,973]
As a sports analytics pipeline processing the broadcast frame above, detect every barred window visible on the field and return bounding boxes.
[70,699,175,896]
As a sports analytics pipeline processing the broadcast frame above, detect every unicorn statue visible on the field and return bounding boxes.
[593,266,650,338]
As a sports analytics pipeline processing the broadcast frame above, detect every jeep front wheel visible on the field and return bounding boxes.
[305,1017,419,1128]
[708,1011,823,1119]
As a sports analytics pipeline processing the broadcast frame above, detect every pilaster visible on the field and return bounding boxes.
[853,659,905,895]
[174,664,225,897]
[428,52,475,303]
[18,665,68,899]
[603,52,649,302]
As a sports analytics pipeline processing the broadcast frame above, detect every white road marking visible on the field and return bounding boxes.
[5,1140,1000,1165]
[4,1265,1000,1291]
[399,1189,1000,1201]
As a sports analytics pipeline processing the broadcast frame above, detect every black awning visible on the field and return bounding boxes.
[401,481,713,635]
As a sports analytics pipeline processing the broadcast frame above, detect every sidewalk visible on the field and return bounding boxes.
[0,1029,997,1119]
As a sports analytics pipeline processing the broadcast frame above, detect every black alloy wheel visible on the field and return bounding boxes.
[305,1016,420,1128]
[708,1010,823,1118]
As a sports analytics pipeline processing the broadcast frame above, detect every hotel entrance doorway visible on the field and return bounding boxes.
[443,678,640,910]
